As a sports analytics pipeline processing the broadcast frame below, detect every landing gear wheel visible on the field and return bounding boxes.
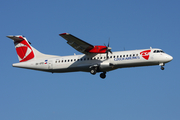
[161,66,165,70]
[90,69,96,75]
[100,72,106,79]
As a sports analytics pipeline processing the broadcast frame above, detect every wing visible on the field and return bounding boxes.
[59,33,94,54]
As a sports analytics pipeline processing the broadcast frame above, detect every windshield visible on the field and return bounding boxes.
[153,50,164,53]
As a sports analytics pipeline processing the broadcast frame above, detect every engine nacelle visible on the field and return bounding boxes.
[88,46,107,53]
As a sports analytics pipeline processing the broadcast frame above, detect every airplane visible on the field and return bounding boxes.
[7,33,173,79]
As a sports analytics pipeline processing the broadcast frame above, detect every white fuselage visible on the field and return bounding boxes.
[13,48,173,73]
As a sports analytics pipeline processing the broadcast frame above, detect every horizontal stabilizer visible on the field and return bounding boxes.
[7,35,25,41]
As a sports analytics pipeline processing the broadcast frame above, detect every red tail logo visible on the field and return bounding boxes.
[14,36,34,62]
[140,50,151,60]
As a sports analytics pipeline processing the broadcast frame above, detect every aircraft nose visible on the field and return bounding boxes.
[166,55,173,62]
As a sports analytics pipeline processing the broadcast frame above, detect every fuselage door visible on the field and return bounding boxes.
[48,60,53,70]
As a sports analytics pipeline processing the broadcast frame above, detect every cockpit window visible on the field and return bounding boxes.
[153,50,164,53]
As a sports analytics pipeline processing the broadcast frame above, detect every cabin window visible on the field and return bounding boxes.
[123,55,125,57]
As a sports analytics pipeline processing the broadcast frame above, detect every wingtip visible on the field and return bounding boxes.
[59,33,70,36]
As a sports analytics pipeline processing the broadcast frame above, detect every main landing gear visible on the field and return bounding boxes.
[90,68,96,75]
[100,72,106,79]
[90,68,107,79]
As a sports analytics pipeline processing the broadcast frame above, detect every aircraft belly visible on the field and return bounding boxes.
[53,66,90,73]
[53,63,91,73]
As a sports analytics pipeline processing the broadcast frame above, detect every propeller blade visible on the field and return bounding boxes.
[106,51,108,59]
[110,50,112,54]
[104,39,112,59]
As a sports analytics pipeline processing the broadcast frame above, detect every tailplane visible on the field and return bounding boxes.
[7,35,57,62]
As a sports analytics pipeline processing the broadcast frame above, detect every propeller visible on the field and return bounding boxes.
[103,40,112,59]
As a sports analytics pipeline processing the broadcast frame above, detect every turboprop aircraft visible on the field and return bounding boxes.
[7,33,173,79]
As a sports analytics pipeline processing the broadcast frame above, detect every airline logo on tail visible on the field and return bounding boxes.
[14,36,35,62]
[140,50,151,60]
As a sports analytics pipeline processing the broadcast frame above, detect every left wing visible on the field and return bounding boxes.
[59,33,94,54]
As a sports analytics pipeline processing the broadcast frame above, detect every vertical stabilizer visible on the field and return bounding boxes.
[7,35,57,62]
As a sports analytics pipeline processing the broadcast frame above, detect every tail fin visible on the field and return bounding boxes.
[7,35,57,62]
[7,35,35,62]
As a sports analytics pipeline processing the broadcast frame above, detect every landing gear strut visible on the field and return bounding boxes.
[159,63,165,70]
[100,72,106,79]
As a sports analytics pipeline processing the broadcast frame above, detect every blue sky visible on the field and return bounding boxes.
[1,0,180,120]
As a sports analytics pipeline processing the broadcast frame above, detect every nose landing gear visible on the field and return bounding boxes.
[161,66,165,70]
[159,63,165,70]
